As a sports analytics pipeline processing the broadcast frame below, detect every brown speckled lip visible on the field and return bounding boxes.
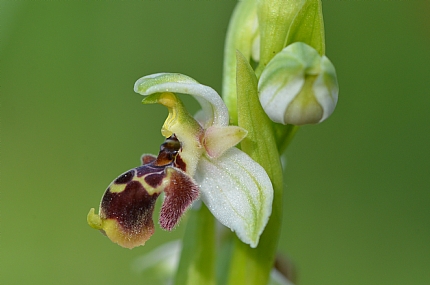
[96,134,198,248]
[135,164,164,177]
[102,180,160,233]
[144,173,165,188]
[114,169,135,184]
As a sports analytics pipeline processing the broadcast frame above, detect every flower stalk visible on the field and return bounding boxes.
[226,52,284,285]
[174,204,216,285]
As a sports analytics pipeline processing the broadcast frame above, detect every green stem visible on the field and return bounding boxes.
[174,204,216,285]
[276,124,300,154]
[222,0,257,125]
[227,51,284,285]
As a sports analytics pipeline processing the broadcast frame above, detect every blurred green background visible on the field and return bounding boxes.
[1,0,429,284]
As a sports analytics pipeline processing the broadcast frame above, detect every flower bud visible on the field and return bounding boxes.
[258,42,338,125]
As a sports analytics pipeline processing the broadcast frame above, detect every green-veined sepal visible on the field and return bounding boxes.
[196,148,273,248]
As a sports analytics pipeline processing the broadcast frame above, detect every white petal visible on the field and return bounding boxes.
[195,148,273,248]
[134,73,229,127]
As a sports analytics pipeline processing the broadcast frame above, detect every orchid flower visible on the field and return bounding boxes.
[87,73,273,249]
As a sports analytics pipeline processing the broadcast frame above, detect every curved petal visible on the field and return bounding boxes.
[134,73,229,127]
[195,148,273,248]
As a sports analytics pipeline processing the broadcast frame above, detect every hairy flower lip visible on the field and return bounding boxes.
[88,135,199,249]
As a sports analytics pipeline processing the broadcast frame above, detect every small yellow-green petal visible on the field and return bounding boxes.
[203,125,248,158]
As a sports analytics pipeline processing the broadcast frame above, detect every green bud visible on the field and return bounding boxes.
[286,0,325,55]
[258,42,338,125]
[256,0,304,75]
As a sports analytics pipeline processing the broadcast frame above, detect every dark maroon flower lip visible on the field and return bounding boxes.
[87,135,199,249]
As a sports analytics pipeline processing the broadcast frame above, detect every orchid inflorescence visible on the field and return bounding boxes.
[87,0,339,284]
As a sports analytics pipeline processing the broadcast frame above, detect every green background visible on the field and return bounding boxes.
[1,1,429,284]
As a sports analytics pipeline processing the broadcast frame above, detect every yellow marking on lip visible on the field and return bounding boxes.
[134,173,168,196]
[108,183,127,193]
